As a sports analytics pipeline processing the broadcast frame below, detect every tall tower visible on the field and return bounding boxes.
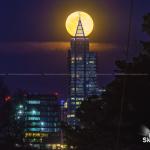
[67,16,100,125]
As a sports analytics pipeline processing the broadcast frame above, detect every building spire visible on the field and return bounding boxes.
[75,13,85,38]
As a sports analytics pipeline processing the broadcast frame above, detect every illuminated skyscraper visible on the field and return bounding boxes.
[67,18,100,125]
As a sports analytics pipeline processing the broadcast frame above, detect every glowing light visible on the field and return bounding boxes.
[28,100,40,104]
[25,132,48,138]
[5,96,11,102]
[71,57,75,60]
[18,110,23,114]
[66,11,94,37]
[40,122,45,126]
[19,105,23,108]
[64,102,68,108]
[47,144,67,149]
[54,92,59,96]
[67,114,75,118]
[17,116,20,119]
[32,110,36,115]
[41,128,44,131]
[60,99,65,105]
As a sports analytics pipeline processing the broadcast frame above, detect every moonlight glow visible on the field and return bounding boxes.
[66,11,94,37]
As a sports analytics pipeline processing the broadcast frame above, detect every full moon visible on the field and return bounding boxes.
[66,11,94,37]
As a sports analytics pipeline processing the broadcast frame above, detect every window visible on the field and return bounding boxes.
[31,122,39,126]
[28,128,41,132]
[89,61,94,64]
[67,114,75,118]
[28,100,40,104]
[18,110,23,114]
[71,102,75,105]
[27,110,40,115]
[71,57,75,60]
[25,132,48,138]
[64,102,68,108]
[76,102,81,105]
[28,117,40,121]
[18,105,23,108]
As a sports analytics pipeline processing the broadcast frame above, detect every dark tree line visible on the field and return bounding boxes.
[0,83,36,150]
[64,13,150,150]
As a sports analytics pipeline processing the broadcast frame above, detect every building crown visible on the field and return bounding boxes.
[75,15,85,38]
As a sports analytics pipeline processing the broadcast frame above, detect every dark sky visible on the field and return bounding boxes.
[0,0,149,98]
[0,0,149,42]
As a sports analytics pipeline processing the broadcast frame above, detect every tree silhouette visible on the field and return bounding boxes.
[64,13,150,150]
[0,83,37,150]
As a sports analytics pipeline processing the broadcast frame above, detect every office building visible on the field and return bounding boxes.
[67,18,100,125]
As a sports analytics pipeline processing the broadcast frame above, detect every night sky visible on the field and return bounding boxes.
[0,0,149,98]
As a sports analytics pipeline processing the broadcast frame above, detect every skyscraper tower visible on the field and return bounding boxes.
[67,15,100,125]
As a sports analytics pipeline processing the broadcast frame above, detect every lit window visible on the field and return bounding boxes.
[79,57,83,60]
[71,88,75,91]
[28,117,40,121]
[89,61,94,64]
[67,114,75,118]
[71,57,75,60]
[41,128,44,131]
[76,74,79,78]
[17,116,20,119]
[40,122,45,126]
[18,110,23,114]
[19,105,23,108]
[29,128,41,132]
[64,102,68,108]
[27,110,40,115]
[76,102,81,105]
[71,114,75,117]
[31,122,39,126]
[31,110,40,115]
[28,100,40,104]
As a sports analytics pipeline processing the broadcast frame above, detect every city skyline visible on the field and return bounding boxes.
[0,0,149,97]
[0,1,150,150]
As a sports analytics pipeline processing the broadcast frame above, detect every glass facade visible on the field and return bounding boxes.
[16,95,61,149]
[68,37,100,125]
